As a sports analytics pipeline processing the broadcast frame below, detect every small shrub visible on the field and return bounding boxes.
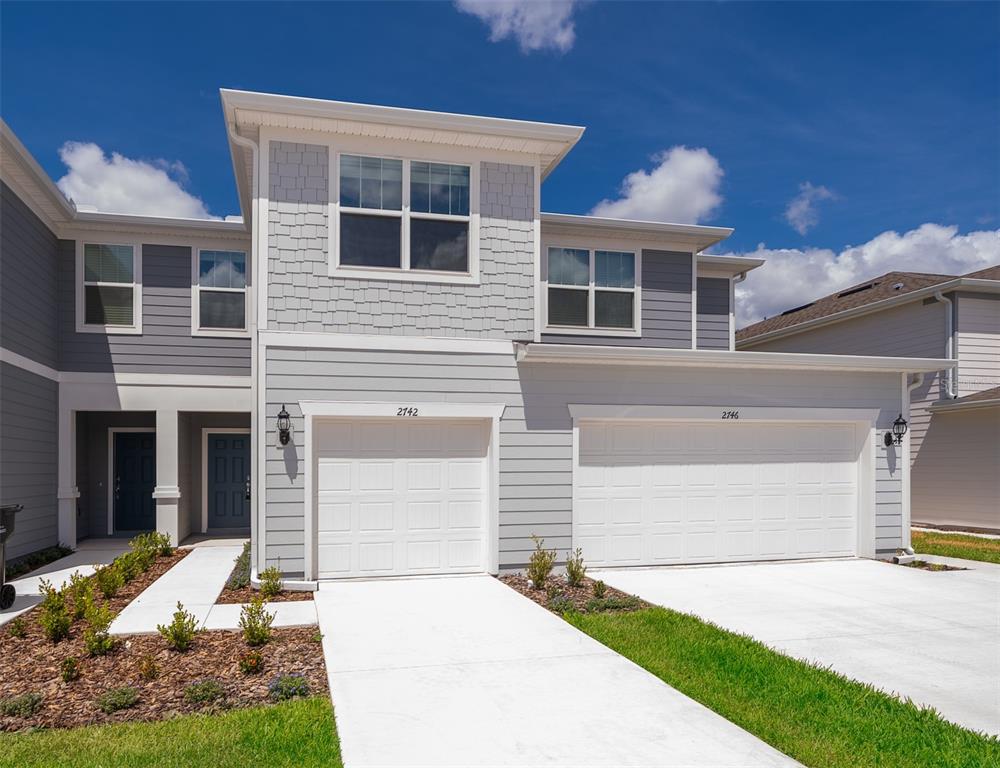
[60,657,80,683]
[565,547,587,588]
[184,679,226,706]
[114,551,148,583]
[548,594,574,613]
[0,692,42,717]
[37,579,71,643]
[258,566,283,599]
[310,631,324,644]
[151,531,173,557]
[268,674,309,702]
[592,580,607,599]
[94,563,124,599]
[226,542,251,590]
[6,616,27,638]
[239,649,264,675]
[239,597,275,647]
[66,571,95,620]
[584,595,642,613]
[138,654,159,681]
[545,583,563,600]
[96,686,138,714]
[83,600,116,657]
[130,531,173,558]
[157,602,199,651]
[526,535,556,590]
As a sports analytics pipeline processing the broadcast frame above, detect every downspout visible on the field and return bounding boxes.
[933,291,956,399]
[900,372,926,557]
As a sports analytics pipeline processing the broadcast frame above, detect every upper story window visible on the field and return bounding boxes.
[334,154,478,283]
[546,247,638,334]
[193,249,249,336]
[77,242,141,334]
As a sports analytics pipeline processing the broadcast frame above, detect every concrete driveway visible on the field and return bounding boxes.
[594,558,1000,737]
[316,575,798,767]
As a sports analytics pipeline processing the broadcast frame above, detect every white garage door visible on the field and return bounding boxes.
[574,421,859,567]
[315,418,489,578]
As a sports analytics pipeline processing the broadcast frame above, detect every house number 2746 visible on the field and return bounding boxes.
[721,410,740,420]
[396,407,419,417]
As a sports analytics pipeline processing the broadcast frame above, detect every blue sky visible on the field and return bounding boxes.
[2,1,997,322]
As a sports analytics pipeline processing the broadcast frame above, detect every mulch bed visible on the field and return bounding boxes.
[900,559,967,572]
[499,573,649,614]
[216,586,313,604]
[0,627,327,731]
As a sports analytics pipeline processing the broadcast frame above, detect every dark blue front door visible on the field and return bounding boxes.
[207,433,250,529]
[114,432,156,532]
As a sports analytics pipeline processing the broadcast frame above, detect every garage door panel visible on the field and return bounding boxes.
[575,421,859,567]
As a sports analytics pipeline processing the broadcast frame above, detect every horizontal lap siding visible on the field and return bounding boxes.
[542,250,692,348]
[956,293,1000,396]
[697,277,730,350]
[58,243,251,375]
[264,347,904,571]
[1,182,59,368]
[0,363,58,559]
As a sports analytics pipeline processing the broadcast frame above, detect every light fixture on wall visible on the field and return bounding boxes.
[276,405,291,446]
[884,414,908,447]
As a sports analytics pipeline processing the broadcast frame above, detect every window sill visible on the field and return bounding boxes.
[543,325,641,338]
[75,324,142,335]
[192,328,251,339]
[328,264,481,286]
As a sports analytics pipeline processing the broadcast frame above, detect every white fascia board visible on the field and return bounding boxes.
[541,212,733,252]
[738,278,1000,348]
[299,401,506,420]
[260,331,515,356]
[928,397,1000,413]
[515,342,956,374]
[71,211,248,236]
[697,254,766,275]
[0,119,77,222]
[568,403,880,424]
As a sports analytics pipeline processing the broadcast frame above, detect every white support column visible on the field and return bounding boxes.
[152,409,182,545]
[56,405,79,548]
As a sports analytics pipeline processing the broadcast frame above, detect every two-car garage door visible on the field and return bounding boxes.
[574,421,860,568]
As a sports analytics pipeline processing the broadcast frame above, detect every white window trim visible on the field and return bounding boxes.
[201,427,252,533]
[76,241,143,334]
[191,248,251,338]
[329,152,481,285]
[542,246,642,337]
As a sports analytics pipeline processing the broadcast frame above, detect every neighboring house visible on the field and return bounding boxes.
[0,91,950,583]
[737,268,1000,532]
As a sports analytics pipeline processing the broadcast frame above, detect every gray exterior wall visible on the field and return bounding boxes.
[263,347,905,574]
[955,292,1000,396]
[266,142,535,338]
[1,181,59,369]
[58,243,251,375]
[542,250,693,347]
[0,363,59,559]
[697,277,730,350]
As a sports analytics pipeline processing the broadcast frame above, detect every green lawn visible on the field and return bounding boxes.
[0,697,341,768]
[912,528,1000,564]
[567,608,999,768]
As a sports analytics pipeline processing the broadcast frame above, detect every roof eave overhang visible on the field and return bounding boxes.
[541,212,734,252]
[738,278,1000,348]
[0,118,77,228]
[68,211,249,238]
[929,397,1000,413]
[515,342,954,374]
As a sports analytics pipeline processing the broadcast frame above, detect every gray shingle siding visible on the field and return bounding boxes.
[0,362,59,559]
[266,142,535,338]
[542,250,693,347]
[263,346,905,573]
[697,277,730,350]
[58,243,251,374]
[1,181,59,369]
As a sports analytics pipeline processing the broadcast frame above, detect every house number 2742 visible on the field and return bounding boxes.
[721,410,740,420]
[396,407,419,417]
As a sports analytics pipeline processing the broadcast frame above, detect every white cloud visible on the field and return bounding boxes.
[730,223,1000,326]
[589,146,724,224]
[784,181,836,235]
[454,0,582,53]
[56,141,218,219]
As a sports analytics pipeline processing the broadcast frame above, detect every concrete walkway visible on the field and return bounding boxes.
[316,575,798,767]
[594,558,1000,737]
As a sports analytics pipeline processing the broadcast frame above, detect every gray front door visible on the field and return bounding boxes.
[114,432,156,532]
[206,433,250,529]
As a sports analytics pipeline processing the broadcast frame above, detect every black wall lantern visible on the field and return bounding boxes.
[884,414,908,447]
[276,405,291,446]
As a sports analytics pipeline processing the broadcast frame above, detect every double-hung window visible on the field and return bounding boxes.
[335,154,475,280]
[194,250,248,334]
[79,243,140,332]
[546,247,638,332]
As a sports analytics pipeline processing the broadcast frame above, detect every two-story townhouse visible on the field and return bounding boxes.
[1,120,254,561]
[737,268,1000,532]
[1,90,953,585]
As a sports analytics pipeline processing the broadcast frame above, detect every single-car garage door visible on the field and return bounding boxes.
[316,418,489,578]
[574,420,860,567]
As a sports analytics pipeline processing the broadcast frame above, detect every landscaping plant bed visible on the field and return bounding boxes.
[499,573,648,614]
[216,541,312,603]
[900,559,967,572]
[216,585,313,604]
[0,626,327,731]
